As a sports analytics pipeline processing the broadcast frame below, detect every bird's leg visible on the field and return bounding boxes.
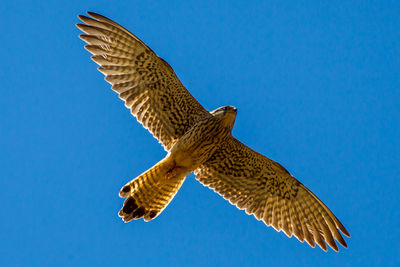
[166,168,179,179]
[166,161,182,180]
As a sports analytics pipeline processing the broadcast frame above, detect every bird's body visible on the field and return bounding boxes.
[77,12,350,252]
[119,106,237,221]
[170,106,236,168]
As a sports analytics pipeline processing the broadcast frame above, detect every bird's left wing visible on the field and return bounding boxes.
[194,136,350,251]
[76,12,209,151]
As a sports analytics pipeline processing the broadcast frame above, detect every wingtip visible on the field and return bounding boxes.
[342,227,351,238]
[78,12,108,24]
[317,239,328,252]
[329,242,339,252]
[331,241,339,252]
[87,11,108,21]
[86,11,97,17]
[78,34,88,41]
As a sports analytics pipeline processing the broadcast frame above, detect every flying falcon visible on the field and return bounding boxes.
[76,12,350,252]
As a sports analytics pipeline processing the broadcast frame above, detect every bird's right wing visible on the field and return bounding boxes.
[77,12,209,151]
[194,136,350,251]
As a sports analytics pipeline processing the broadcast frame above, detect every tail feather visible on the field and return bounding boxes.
[118,157,187,222]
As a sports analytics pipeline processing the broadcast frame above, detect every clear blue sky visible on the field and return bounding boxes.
[1,1,399,266]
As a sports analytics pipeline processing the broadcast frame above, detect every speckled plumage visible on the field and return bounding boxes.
[77,12,350,252]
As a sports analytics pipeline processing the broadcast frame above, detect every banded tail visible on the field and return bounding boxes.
[118,157,187,222]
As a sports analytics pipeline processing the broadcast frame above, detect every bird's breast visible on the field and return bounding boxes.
[170,117,230,170]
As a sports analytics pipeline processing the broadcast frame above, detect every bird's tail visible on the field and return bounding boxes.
[118,157,187,222]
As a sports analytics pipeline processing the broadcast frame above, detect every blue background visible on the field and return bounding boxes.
[1,1,399,266]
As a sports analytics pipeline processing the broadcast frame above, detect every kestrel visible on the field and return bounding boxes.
[77,12,350,252]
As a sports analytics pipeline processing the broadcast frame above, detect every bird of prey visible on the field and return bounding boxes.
[76,12,350,252]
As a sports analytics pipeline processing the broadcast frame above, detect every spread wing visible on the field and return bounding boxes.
[77,12,208,151]
[194,137,350,251]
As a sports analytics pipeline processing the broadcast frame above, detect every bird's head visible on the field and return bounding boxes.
[210,105,237,131]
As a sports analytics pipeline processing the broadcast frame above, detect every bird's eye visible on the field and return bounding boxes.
[222,107,227,111]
